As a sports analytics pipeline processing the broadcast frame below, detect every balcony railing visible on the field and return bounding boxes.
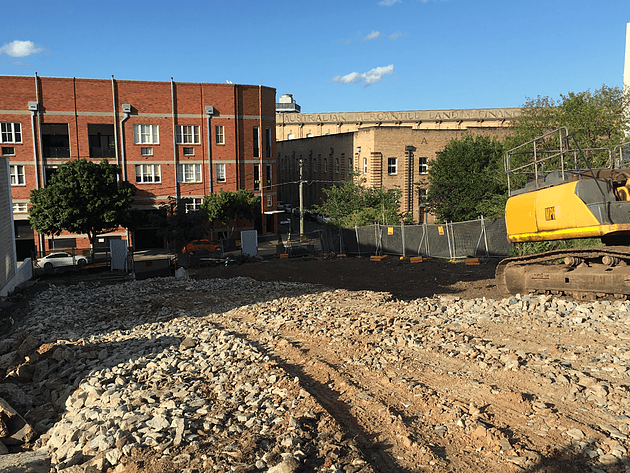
[90,147,116,158]
[44,147,70,159]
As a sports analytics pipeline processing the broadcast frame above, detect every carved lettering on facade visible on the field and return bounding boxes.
[279,108,521,125]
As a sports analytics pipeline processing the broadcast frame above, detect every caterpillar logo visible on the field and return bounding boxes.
[545,206,556,221]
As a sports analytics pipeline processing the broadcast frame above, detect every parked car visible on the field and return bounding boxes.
[36,252,89,271]
[182,240,222,257]
[317,213,330,224]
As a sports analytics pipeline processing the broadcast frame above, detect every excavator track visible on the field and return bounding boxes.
[496,246,630,300]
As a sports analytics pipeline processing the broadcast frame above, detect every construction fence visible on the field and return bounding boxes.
[317,217,512,259]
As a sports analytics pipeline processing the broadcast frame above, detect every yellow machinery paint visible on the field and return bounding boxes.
[506,180,602,242]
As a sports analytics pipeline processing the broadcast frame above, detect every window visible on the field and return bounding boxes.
[1,123,22,143]
[176,125,200,144]
[253,164,260,191]
[185,198,203,213]
[183,147,194,156]
[349,157,353,171]
[215,125,225,145]
[10,165,24,185]
[135,164,161,183]
[216,163,226,183]
[335,158,339,174]
[324,158,328,173]
[419,188,428,207]
[178,163,202,183]
[363,158,368,174]
[140,147,153,156]
[13,202,27,213]
[266,164,272,190]
[253,127,260,158]
[133,124,159,144]
[267,195,272,207]
[419,157,428,174]
[388,158,397,175]
[266,127,272,157]
[2,147,15,156]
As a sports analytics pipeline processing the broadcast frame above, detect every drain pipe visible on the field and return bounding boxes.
[111,76,120,169]
[31,72,45,253]
[206,105,214,194]
[171,78,179,202]
[119,104,131,181]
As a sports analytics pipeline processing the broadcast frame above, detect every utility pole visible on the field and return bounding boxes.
[299,155,304,237]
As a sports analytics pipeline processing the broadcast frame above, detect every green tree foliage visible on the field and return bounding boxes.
[152,197,209,250]
[427,135,507,222]
[313,175,409,227]
[201,189,260,239]
[29,159,135,251]
[507,85,629,166]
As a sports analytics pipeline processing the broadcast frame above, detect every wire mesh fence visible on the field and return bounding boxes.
[322,216,512,259]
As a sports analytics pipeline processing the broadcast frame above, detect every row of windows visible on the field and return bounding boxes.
[0,122,266,151]
[285,156,429,176]
[10,162,272,188]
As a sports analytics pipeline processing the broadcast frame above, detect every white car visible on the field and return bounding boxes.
[36,252,89,271]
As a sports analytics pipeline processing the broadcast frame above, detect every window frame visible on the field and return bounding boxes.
[388,157,397,175]
[1,122,22,144]
[253,126,260,158]
[135,164,161,184]
[140,147,153,156]
[265,127,272,158]
[13,202,27,213]
[253,163,260,191]
[2,146,15,156]
[132,124,159,145]
[266,164,272,190]
[215,125,225,145]
[177,163,202,183]
[185,198,203,213]
[183,147,194,156]
[419,157,429,174]
[175,125,200,145]
[216,163,226,183]
[363,158,368,174]
[10,165,25,186]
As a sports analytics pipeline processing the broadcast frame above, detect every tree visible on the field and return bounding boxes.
[427,135,506,222]
[29,159,136,253]
[313,174,409,227]
[152,197,209,250]
[507,85,629,166]
[201,189,260,240]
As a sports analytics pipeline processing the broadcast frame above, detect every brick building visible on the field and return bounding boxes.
[1,75,277,259]
[277,125,512,224]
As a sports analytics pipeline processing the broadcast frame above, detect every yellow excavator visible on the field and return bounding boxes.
[496,127,630,299]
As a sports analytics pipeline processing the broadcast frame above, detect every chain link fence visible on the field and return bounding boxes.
[320,217,512,259]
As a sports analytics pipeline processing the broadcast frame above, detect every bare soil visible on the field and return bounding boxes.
[4,256,625,472]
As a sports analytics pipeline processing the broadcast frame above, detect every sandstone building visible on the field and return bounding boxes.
[276,99,519,224]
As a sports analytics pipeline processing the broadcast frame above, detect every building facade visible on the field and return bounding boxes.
[277,123,513,224]
[276,106,521,140]
[1,75,277,258]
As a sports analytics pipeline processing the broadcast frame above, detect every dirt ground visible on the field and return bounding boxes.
[190,255,504,302]
[3,256,627,472]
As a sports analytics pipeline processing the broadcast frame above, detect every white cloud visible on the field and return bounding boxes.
[11,61,32,67]
[332,64,394,86]
[378,0,401,5]
[363,30,380,41]
[0,40,43,57]
[389,32,402,40]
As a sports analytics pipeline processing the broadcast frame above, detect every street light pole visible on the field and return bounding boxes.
[299,156,304,237]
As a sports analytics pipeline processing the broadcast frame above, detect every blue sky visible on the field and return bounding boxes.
[1,0,629,113]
